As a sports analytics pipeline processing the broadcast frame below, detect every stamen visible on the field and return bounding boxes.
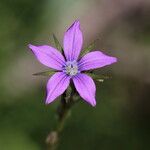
[63,60,79,76]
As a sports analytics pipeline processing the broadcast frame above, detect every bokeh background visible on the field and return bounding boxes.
[0,0,150,149]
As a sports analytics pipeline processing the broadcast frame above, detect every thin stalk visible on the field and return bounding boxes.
[46,83,78,150]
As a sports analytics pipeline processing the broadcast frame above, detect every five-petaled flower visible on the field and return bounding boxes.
[29,20,117,107]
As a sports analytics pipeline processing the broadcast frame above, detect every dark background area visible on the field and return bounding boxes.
[0,0,150,149]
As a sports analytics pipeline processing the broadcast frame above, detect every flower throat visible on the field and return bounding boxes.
[64,60,79,76]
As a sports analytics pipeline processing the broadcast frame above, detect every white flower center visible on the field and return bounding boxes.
[64,60,79,76]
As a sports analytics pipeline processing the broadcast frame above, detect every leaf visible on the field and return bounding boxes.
[80,38,99,57]
[53,34,63,53]
[85,73,111,82]
[33,70,56,76]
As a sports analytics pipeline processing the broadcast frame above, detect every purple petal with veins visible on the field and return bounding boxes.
[63,20,83,61]
[46,72,71,104]
[78,51,117,71]
[29,44,65,70]
[73,73,96,106]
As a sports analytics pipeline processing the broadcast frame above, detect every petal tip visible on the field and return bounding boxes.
[91,99,96,107]
[45,100,50,105]
[28,44,37,55]
[113,57,118,62]
[28,44,33,49]
[67,20,80,31]
[45,101,49,105]
[28,44,36,52]
[45,97,52,105]
[74,20,80,25]
[75,20,81,29]
[111,57,118,64]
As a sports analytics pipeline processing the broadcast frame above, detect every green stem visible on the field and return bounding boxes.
[46,84,78,150]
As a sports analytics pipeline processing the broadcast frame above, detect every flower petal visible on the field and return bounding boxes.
[29,44,65,70]
[73,73,96,106]
[78,51,117,71]
[63,20,83,61]
[46,72,71,104]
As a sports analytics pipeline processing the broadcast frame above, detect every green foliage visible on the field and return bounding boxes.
[33,70,56,76]
[53,34,63,53]
[80,39,99,57]
[86,72,111,82]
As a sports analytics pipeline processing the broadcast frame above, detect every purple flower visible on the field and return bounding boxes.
[29,20,117,107]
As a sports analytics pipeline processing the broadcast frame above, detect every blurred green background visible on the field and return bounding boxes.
[0,0,150,149]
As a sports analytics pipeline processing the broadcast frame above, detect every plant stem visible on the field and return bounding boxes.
[46,84,78,150]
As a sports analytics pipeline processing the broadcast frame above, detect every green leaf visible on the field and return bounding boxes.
[32,70,56,76]
[53,34,63,52]
[85,73,111,82]
[80,38,99,57]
